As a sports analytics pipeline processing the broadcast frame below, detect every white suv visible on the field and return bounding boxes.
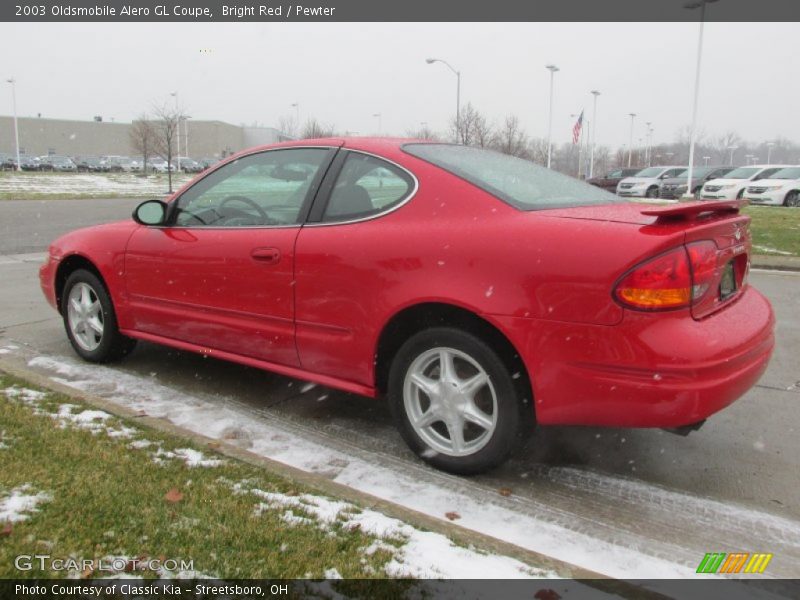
[699,165,792,201]
[744,166,800,207]
[616,166,685,198]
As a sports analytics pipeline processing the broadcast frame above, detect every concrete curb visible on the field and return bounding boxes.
[750,254,800,272]
[0,357,612,583]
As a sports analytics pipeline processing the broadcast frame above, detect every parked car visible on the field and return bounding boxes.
[39,139,774,474]
[149,158,173,173]
[102,156,138,173]
[74,156,103,172]
[658,166,735,200]
[19,155,41,171]
[0,153,16,171]
[700,165,792,200]
[178,158,203,173]
[743,166,800,207]
[586,168,643,192]
[41,155,77,172]
[198,157,220,171]
[616,166,686,198]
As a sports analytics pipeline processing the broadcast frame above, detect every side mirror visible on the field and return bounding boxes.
[133,199,167,226]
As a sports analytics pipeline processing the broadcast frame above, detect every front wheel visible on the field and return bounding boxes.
[388,327,531,475]
[784,191,799,207]
[645,186,659,198]
[62,269,136,363]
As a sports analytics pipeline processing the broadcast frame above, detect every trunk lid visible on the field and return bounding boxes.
[542,200,752,320]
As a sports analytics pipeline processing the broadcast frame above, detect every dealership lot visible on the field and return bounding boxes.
[0,198,799,577]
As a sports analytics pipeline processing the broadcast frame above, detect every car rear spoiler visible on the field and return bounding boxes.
[640,199,748,222]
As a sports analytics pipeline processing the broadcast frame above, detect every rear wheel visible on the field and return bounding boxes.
[784,191,799,207]
[736,189,745,199]
[388,327,530,474]
[645,186,659,198]
[62,269,136,363]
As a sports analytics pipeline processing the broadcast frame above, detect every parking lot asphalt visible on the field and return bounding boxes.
[1,200,799,576]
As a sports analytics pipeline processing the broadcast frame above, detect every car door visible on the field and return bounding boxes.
[294,150,416,385]
[124,146,338,366]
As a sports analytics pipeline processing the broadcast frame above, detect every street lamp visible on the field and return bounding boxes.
[6,78,21,171]
[727,145,738,164]
[170,91,181,171]
[645,121,652,165]
[373,113,382,134]
[702,155,710,165]
[766,141,775,163]
[684,0,719,202]
[627,113,636,167]
[545,64,559,169]
[426,58,461,143]
[183,116,192,160]
[589,90,600,178]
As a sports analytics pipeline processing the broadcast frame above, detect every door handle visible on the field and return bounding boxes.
[251,247,281,264]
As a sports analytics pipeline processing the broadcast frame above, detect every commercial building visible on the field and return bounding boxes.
[0,115,287,159]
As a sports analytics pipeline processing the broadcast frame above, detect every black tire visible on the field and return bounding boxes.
[388,327,531,475]
[784,191,799,207]
[692,186,702,199]
[645,186,659,199]
[62,269,136,363]
[736,189,745,199]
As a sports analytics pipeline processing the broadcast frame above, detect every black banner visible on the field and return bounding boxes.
[2,579,800,600]
[2,0,800,22]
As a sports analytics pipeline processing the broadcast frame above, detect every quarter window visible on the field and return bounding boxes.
[322,153,413,222]
[173,148,330,227]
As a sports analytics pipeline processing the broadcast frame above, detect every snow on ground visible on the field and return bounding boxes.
[154,447,224,468]
[22,353,715,578]
[0,485,51,523]
[0,173,191,198]
[231,481,548,579]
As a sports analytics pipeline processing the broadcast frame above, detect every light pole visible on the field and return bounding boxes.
[627,113,636,167]
[703,155,710,165]
[183,116,191,160]
[645,121,652,166]
[291,102,300,134]
[426,58,460,143]
[171,91,181,171]
[589,90,600,178]
[373,113,382,134]
[727,145,738,164]
[766,141,775,163]
[6,78,21,171]
[684,0,718,202]
[545,64,559,169]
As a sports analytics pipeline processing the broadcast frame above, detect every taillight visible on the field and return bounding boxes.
[614,241,719,311]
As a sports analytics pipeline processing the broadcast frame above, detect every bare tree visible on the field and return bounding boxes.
[129,115,157,175]
[493,115,528,158]
[405,124,440,141]
[526,138,549,166]
[152,101,182,193]
[472,111,494,148]
[301,118,337,139]
[449,102,483,146]
[277,114,299,139]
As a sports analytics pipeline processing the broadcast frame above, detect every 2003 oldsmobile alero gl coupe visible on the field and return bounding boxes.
[40,138,775,474]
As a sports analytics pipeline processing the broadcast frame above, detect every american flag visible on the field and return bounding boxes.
[572,110,584,144]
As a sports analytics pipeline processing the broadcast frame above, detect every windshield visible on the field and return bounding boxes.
[766,167,800,180]
[402,144,622,210]
[633,167,667,177]
[724,167,759,179]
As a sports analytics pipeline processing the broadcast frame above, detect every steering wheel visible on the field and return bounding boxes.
[218,195,270,224]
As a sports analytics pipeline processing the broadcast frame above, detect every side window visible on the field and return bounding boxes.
[322,153,414,222]
[608,170,622,178]
[754,168,777,180]
[173,148,330,227]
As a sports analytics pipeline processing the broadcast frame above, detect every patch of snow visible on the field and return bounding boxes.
[324,567,343,579]
[0,485,51,522]
[154,447,223,468]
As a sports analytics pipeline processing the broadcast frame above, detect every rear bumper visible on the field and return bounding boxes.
[494,286,775,428]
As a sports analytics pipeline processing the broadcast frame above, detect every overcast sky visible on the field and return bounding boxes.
[1,22,797,149]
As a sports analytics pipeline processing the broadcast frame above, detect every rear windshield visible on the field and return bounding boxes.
[402,143,621,210]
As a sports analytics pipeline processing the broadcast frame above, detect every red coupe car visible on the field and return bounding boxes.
[40,138,775,474]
